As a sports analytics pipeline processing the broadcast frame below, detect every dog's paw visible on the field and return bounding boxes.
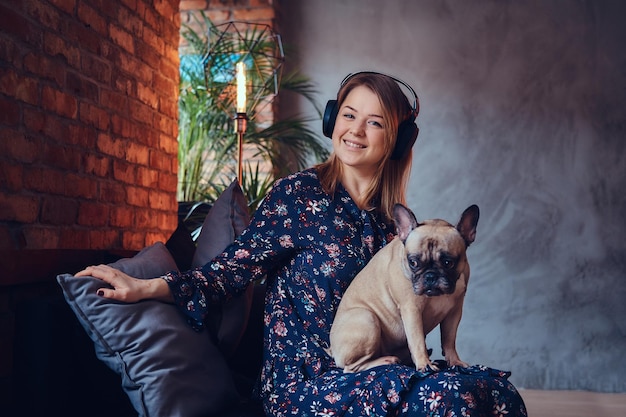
[446,358,469,368]
[416,361,439,372]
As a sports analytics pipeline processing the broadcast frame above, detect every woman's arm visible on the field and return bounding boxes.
[75,264,174,303]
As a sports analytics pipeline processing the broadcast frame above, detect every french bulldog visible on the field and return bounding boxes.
[329,203,479,372]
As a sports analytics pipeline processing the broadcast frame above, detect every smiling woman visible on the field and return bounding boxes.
[78,71,528,416]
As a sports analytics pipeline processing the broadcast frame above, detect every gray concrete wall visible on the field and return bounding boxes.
[277,0,626,392]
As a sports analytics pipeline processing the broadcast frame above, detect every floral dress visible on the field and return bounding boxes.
[164,168,528,417]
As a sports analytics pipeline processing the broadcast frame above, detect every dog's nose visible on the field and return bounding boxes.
[424,271,438,284]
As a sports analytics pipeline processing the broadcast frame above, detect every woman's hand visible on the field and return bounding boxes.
[75,264,173,303]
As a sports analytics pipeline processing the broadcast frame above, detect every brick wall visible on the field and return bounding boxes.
[0,0,181,251]
[180,0,275,29]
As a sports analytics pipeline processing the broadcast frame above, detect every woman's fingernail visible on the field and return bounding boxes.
[97,290,104,297]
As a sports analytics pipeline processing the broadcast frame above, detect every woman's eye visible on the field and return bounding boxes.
[369,120,383,128]
[342,113,355,120]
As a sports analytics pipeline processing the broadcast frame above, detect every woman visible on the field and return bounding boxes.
[79,72,527,416]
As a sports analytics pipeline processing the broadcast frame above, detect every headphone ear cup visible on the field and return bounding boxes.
[322,100,338,138]
[390,120,419,160]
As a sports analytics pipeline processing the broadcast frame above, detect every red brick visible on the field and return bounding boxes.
[78,201,109,227]
[64,18,101,55]
[126,185,149,207]
[42,141,82,171]
[0,130,38,163]
[153,0,177,21]
[111,114,135,139]
[110,206,135,228]
[109,23,135,54]
[24,53,65,86]
[136,166,159,188]
[24,167,65,195]
[41,114,70,143]
[134,207,151,228]
[112,159,136,184]
[158,172,178,193]
[59,227,90,249]
[67,123,97,148]
[149,149,174,171]
[122,230,145,251]
[40,195,79,225]
[80,102,112,131]
[137,81,159,109]
[0,4,43,47]
[101,89,128,113]
[180,1,209,12]
[23,107,46,135]
[157,116,177,143]
[44,32,80,69]
[49,0,78,16]
[158,95,178,119]
[0,192,39,223]
[66,71,100,102]
[0,96,21,126]
[99,181,126,204]
[126,142,150,166]
[25,0,62,31]
[128,99,154,126]
[158,130,179,153]
[96,133,125,159]
[117,6,143,37]
[84,153,111,177]
[138,2,157,30]
[233,8,274,23]
[149,189,176,211]
[153,71,178,101]
[77,2,107,36]
[41,85,78,119]
[141,26,164,55]
[0,68,17,98]
[64,173,98,199]
[0,161,23,191]
[89,229,121,249]
[22,225,60,249]
[159,53,179,79]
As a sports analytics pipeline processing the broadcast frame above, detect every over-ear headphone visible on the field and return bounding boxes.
[322,71,420,160]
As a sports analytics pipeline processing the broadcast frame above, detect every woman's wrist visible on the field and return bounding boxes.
[144,277,174,302]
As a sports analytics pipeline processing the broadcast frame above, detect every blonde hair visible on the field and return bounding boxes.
[316,72,415,222]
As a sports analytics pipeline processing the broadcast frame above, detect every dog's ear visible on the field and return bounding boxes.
[457,205,480,247]
[393,204,418,242]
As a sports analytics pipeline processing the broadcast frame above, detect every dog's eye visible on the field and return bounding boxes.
[408,257,420,270]
[441,256,456,270]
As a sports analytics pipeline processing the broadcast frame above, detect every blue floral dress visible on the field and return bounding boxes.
[164,168,528,417]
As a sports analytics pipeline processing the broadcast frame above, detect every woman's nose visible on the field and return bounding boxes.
[351,121,365,136]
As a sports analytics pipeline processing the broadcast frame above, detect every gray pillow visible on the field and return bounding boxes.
[57,242,238,417]
[192,179,255,356]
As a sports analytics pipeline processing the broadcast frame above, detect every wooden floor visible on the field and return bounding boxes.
[519,389,626,417]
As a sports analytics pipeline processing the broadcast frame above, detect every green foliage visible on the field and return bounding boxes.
[177,13,329,211]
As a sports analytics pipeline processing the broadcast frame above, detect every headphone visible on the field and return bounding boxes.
[322,71,420,160]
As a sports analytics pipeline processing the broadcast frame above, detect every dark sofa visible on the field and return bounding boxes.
[11,284,266,417]
[4,234,267,417]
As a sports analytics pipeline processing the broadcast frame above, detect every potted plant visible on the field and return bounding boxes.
[177,13,329,237]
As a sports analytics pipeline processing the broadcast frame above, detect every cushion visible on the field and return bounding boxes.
[57,242,238,417]
[192,179,255,356]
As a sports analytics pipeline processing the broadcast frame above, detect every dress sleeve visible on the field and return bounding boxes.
[162,177,299,331]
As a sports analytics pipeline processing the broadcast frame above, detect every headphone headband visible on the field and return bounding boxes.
[340,71,420,119]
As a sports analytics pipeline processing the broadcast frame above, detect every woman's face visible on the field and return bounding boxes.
[332,85,389,171]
